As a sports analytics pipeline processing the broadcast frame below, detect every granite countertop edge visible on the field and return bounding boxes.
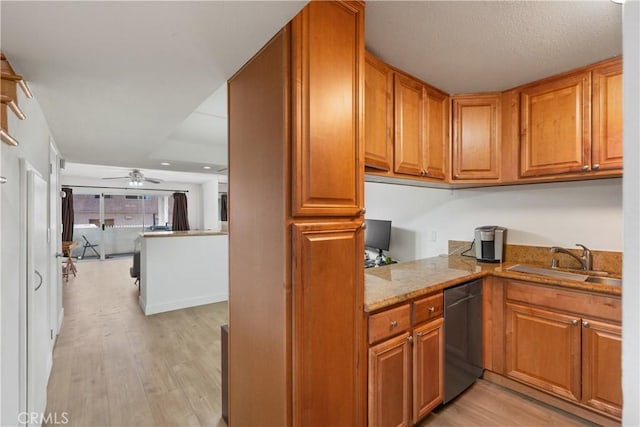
[364,255,622,313]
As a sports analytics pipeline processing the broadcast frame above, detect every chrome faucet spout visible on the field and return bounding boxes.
[550,244,592,270]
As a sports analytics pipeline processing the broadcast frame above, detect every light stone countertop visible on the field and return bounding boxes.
[364,255,622,312]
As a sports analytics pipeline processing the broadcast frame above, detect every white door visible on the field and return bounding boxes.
[27,169,50,422]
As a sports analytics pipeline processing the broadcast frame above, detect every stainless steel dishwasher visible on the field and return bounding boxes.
[443,279,483,404]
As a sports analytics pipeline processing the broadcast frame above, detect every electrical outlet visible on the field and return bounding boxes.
[429,231,437,242]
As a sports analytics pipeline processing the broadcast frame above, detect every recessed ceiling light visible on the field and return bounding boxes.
[160,162,170,166]
[203,166,212,170]
[610,0,624,4]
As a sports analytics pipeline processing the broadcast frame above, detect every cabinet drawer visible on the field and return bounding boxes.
[369,304,411,344]
[413,292,443,325]
[505,280,621,323]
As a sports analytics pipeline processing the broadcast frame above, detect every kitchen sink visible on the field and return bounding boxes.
[585,276,622,286]
[506,264,588,281]
[507,264,621,286]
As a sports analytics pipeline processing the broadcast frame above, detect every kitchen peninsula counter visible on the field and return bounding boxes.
[365,255,622,312]
[138,230,228,315]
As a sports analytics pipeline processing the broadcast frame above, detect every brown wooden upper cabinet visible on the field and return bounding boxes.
[291,1,364,217]
[393,72,448,180]
[364,52,393,171]
[591,57,623,172]
[452,94,501,181]
[519,58,623,179]
[520,70,592,177]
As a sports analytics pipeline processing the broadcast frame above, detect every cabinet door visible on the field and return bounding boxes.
[520,72,591,177]
[292,220,365,426]
[423,89,449,180]
[291,1,364,217]
[365,52,393,171]
[368,332,412,427]
[394,73,424,176]
[592,58,623,172]
[582,319,622,419]
[452,95,501,181]
[505,303,581,402]
[413,318,444,422]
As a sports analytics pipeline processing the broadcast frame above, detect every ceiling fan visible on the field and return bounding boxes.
[102,169,163,186]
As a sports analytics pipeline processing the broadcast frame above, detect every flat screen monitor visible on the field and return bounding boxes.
[365,219,391,252]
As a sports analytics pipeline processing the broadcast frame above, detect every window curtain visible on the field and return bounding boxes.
[61,187,74,242]
[172,192,190,231]
[220,193,228,222]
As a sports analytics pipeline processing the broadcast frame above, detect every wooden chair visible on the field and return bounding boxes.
[61,241,78,282]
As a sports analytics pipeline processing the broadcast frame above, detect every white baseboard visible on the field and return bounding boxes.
[57,307,64,332]
[142,293,228,316]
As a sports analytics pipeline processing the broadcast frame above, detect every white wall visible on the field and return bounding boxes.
[60,175,205,230]
[622,1,639,424]
[365,178,623,262]
[202,178,220,230]
[139,233,228,315]
[1,87,56,425]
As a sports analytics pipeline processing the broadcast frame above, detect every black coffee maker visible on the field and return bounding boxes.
[474,226,506,263]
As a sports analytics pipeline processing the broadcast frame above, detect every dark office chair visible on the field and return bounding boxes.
[80,235,100,259]
[130,251,141,293]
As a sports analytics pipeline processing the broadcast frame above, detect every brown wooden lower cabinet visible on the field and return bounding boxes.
[500,279,622,420]
[505,302,582,402]
[368,295,444,427]
[412,317,444,421]
[581,319,622,418]
[369,332,412,427]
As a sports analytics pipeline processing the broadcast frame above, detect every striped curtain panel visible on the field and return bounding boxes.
[61,187,74,242]
[172,192,190,231]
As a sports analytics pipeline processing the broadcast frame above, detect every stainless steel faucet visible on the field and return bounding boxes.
[550,244,592,270]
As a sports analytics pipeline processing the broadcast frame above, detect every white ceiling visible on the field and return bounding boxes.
[62,162,222,185]
[0,1,622,179]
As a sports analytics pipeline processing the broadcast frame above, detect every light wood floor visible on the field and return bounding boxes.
[47,258,593,427]
[45,258,227,427]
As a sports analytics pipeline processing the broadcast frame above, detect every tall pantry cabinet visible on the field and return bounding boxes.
[228,2,366,426]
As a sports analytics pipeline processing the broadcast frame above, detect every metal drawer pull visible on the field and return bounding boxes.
[571,319,578,326]
[407,336,413,343]
[416,331,425,337]
[582,321,590,328]
[390,320,398,328]
[428,306,435,313]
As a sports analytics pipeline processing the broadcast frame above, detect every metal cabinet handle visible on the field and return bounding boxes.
[428,307,435,313]
[361,222,366,229]
[416,331,425,337]
[592,164,600,171]
[34,270,43,292]
[407,336,413,343]
[582,165,590,172]
[571,319,579,326]
[359,208,366,215]
[0,176,7,184]
[390,320,398,328]
[582,321,590,328]
[454,174,460,179]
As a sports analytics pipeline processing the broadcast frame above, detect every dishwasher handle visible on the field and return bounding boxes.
[446,293,479,309]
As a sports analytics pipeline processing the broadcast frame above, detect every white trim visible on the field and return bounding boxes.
[57,308,64,333]
[140,293,228,316]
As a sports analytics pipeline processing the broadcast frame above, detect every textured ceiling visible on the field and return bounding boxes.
[366,1,622,94]
[0,1,623,178]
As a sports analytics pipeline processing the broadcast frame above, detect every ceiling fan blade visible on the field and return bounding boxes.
[102,176,129,180]
[144,177,162,184]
